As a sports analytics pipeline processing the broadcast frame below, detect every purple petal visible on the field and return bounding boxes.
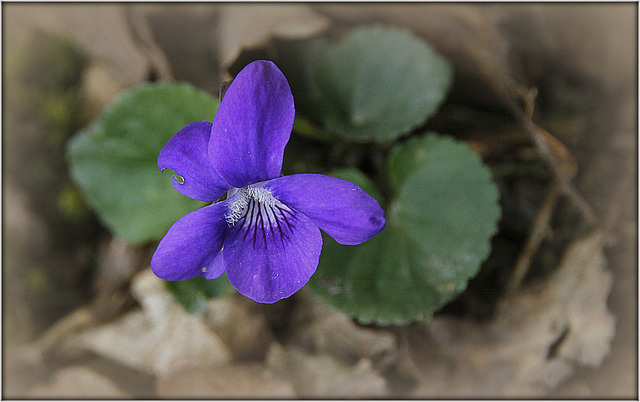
[201,254,225,280]
[223,196,322,303]
[208,60,294,188]
[151,202,228,281]
[158,121,230,202]
[265,174,386,245]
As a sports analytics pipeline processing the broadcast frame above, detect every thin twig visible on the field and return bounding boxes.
[498,180,562,311]
[520,116,597,224]
[505,86,597,224]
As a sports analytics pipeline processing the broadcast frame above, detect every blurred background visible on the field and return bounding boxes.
[3,3,637,398]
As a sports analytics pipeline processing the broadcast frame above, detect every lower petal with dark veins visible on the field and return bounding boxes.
[223,199,322,303]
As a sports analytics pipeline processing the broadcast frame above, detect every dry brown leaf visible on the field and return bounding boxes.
[63,269,231,376]
[216,4,330,74]
[495,4,635,95]
[204,295,275,360]
[128,5,222,90]
[408,231,614,398]
[290,292,398,368]
[4,347,47,398]
[27,366,131,398]
[4,4,148,87]
[156,363,296,398]
[266,343,387,398]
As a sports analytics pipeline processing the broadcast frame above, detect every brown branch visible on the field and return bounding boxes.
[504,86,597,224]
[520,116,596,224]
[498,180,561,311]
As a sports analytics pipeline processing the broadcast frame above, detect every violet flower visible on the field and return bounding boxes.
[151,60,385,303]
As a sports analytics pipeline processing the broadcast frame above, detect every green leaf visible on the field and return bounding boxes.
[311,134,501,325]
[165,273,235,314]
[299,25,452,143]
[292,117,337,143]
[67,83,218,244]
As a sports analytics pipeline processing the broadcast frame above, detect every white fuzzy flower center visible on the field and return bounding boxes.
[225,186,280,226]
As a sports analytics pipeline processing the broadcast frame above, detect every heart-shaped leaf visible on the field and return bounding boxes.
[297,25,453,143]
[165,273,234,313]
[67,83,218,244]
[311,134,501,324]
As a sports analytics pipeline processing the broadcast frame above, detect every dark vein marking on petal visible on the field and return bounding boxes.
[226,186,300,252]
[259,204,268,249]
[253,201,261,249]
[266,207,277,242]
[273,209,288,246]
[242,200,255,241]
[275,205,294,233]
